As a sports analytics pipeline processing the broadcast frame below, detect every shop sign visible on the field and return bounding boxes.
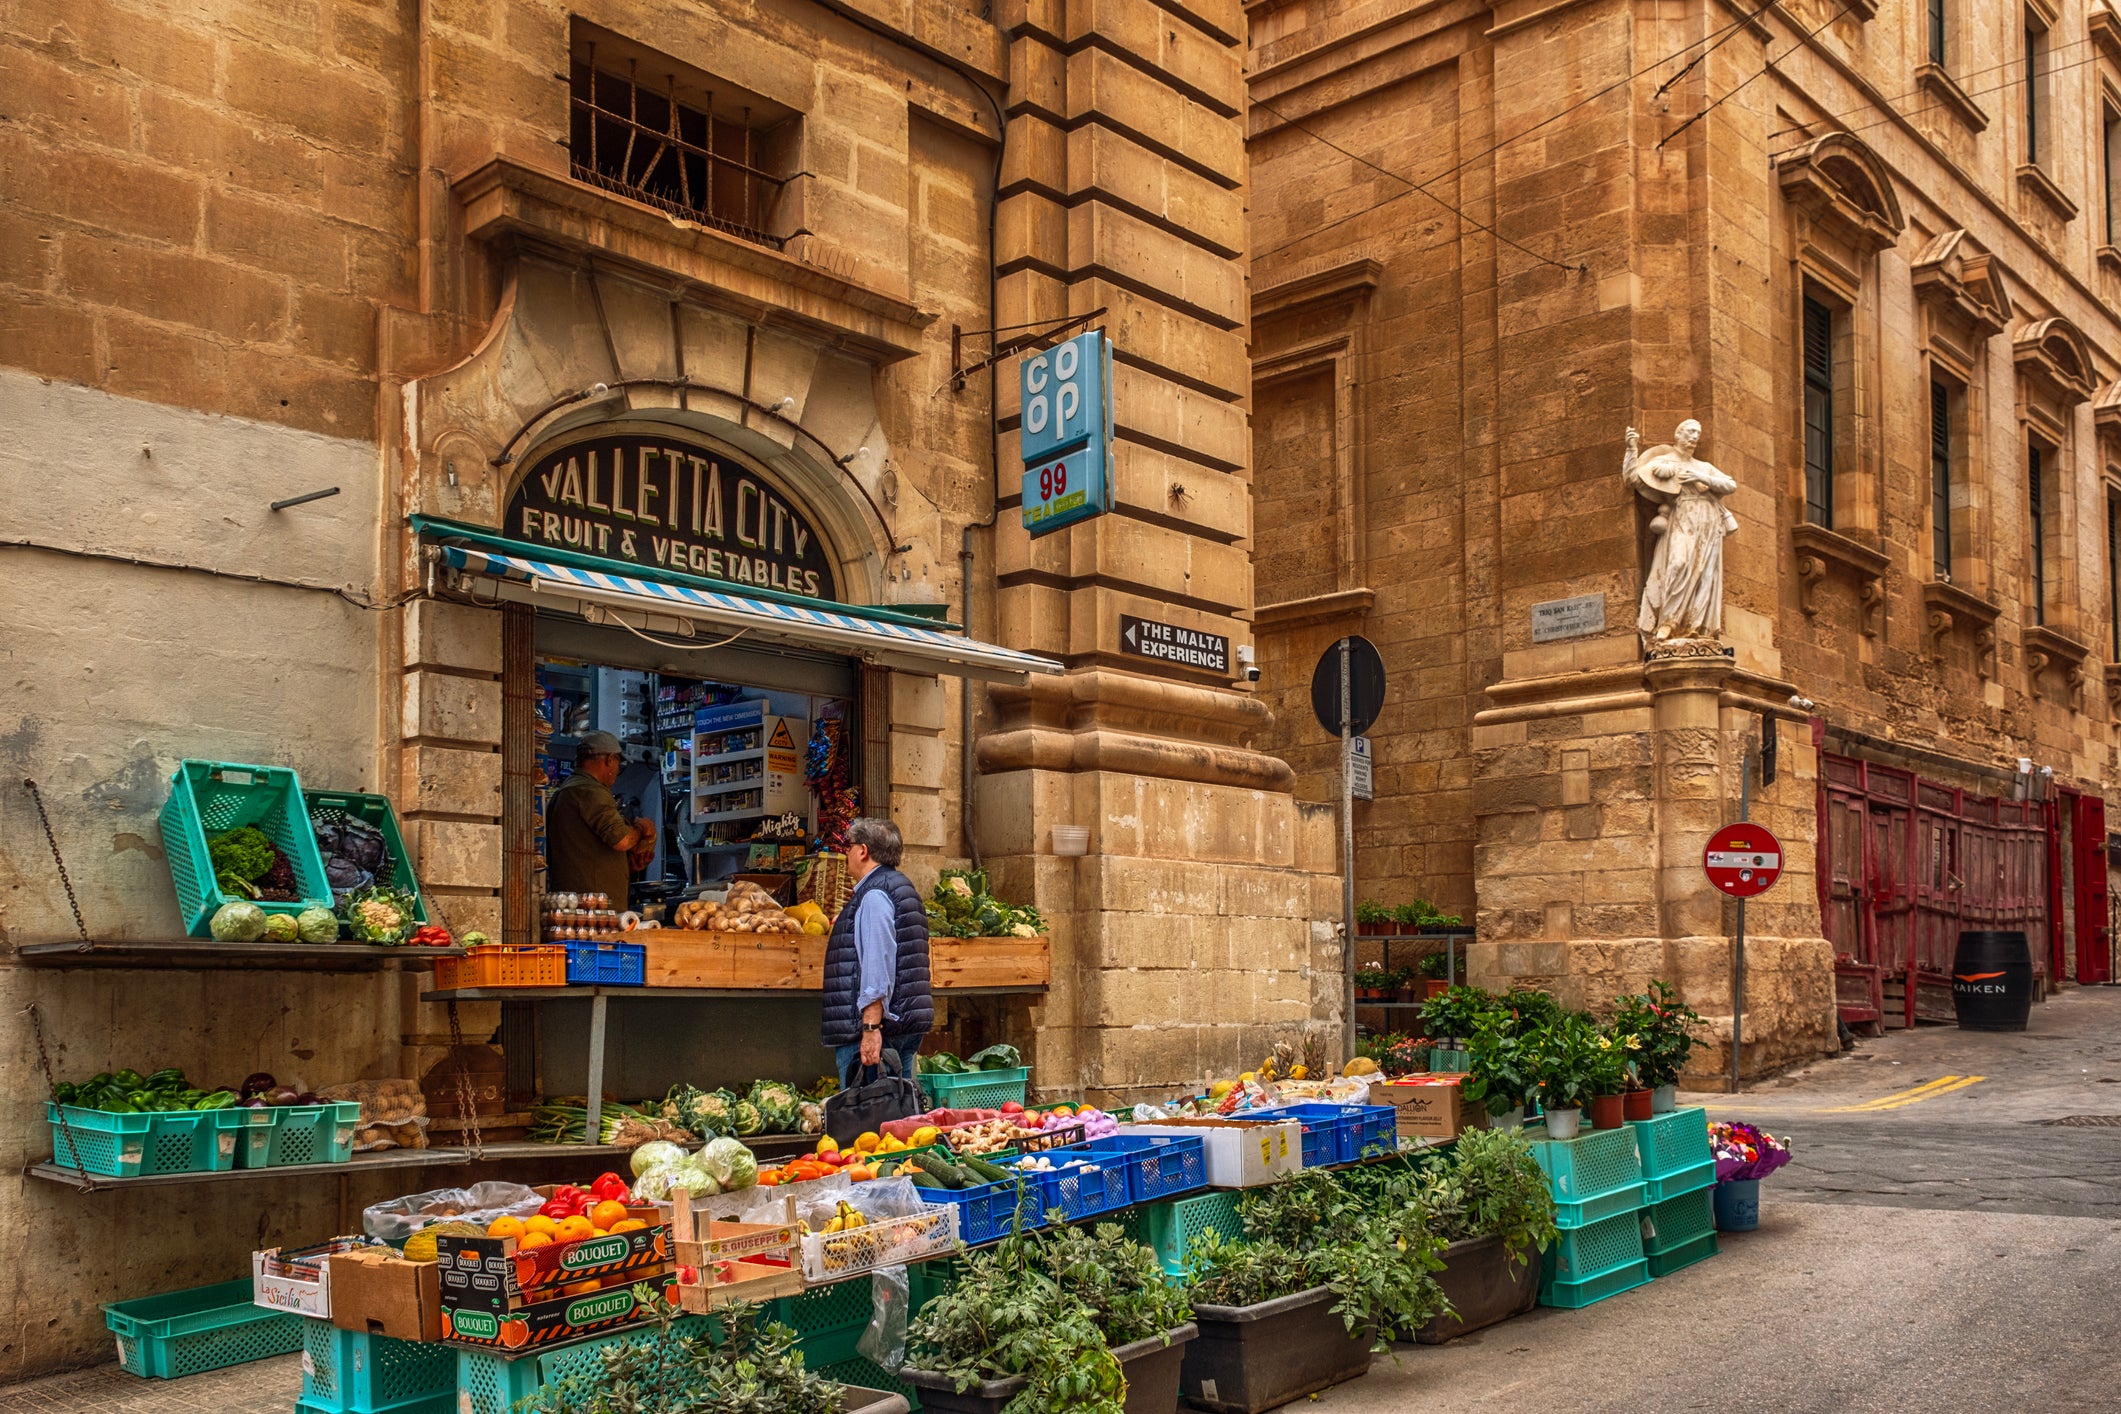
[1119,614,1229,673]
[1020,330,1114,537]
[509,433,837,599]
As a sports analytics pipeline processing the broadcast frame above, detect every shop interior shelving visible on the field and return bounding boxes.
[14,939,464,970]
[1352,930,1473,1013]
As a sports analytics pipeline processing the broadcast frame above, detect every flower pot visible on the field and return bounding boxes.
[1416,1234,1541,1343]
[1713,1179,1761,1232]
[1180,1288,1373,1413]
[905,1326,1197,1414]
[1493,1105,1525,1130]
[834,1386,913,1414]
[1423,978,1450,999]
[1651,1083,1677,1113]
[1357,987,1387,1001]
[1622,1088,1654,1122]
[1542,1106,1582,1139]
[1358,921,1390,936]
[1587,1093,1625,1130]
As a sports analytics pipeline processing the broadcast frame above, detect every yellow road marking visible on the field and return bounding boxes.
[1822,1075,1985,1112]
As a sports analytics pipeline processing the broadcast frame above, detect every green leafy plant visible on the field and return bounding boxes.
[1412,1127,1559,1264]
[1184,1229,1324,1306]
[1527,1011,1602,1111]
[1031,1221,1194,1346]
[924,867,1047,939]
[1461,1007,1535,1118]
[1353,968,1398,992]
[1614,980,1707,1087]
[1391,899,1463,928]
[1415,951,1453,981]
[1590,1022,1636,1096]
[1418,985,1498,1045]
[519,1292,839,1414]
[1499,987,1565,1037]
[1354,899,1393,926]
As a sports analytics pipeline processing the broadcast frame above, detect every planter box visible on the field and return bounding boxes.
[1415,1235,1538,1343]
[835,1385,911,1414]
[905,1324,1197,1414]
[927,935,1050,989]
[1180,1288,1372,1413]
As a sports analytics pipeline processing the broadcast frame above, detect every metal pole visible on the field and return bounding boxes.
[1340,637,1357,1064]
[585,992,609,1143]
[1732,743,1753,1095]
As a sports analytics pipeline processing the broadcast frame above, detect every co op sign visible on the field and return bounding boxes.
[1020,330,1114,538]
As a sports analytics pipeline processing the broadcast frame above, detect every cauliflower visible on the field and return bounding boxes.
[947,875,973,898]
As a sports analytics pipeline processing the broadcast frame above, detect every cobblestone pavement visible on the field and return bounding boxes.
[0,1354,297,1414]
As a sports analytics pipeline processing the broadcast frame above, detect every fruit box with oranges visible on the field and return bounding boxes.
[436,1194,669,1314]
[439,1274,680,1350]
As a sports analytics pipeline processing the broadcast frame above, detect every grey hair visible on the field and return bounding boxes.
[846,817,903,868]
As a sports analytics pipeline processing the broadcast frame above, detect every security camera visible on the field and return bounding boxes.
[1788,694,1815,711]
[1237,644,1260,683]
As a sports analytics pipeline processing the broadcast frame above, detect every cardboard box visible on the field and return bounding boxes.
[437,1201,668,1313]
[254,1239,365,1317]
[328,1249,443,1342]
[441,1272,680,1349]
[1370,1075,1491,1141]
[1122,1118,1302,1187]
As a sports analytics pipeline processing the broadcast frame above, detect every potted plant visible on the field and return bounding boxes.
[1417,984,1495,1068]
[1461,1008,1534,1128]
[1629,980,1707,1111]
[1353,899,1393,936]
[1611,991,1658,1119]
[1586,1024,1632,1130]
[1709,1119,1792,1232]
[1182,1170,1449,1412]
[904,1221,1195,1414]
[1408,1127,1560,1342]
[1403,899,1467,935]
[1353,967,1396,1002]
[1528,1012,1599,1139]
[1414,950,1453,999]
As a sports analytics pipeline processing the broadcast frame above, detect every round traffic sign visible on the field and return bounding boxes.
[1704,822,1783,899]
[1310,636,1386,737]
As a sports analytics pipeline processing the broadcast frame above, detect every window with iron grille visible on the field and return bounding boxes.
[568,27,794,249]
[1930,380,1954,579]
[1802,296,1835,527]
[2024,18,2046,166]
[2108,487,2120,660]
[1929,0,1946,67]
[2028,441,2046,625]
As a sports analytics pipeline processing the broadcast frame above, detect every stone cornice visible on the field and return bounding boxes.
[1792,524,1889,635]
[1776,132,1906,255]
[1914,64,1990,134]
[1921,580,2001,676]
[2025,624,2092,704]
[1253,258,1384,320]
[2017,163,2080,224]
[1911,229,2012,340]
[452,158,934,364]
[2094,5,2121,65]
[2014,317,2098,406]
[1253,587,1377,629]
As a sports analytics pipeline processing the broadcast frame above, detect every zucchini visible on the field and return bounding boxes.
[912,1151,967,1190]
[960,1154,1010,1184]
[908,1169,942,1189]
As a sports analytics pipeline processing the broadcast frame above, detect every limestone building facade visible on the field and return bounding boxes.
[0,0,1330,1373]
[1248,0,2121,1072]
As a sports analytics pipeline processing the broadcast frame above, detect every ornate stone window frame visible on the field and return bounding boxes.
[2013,318,2095,647]
[1793,522,1889,637]
[1911,230,2009,602]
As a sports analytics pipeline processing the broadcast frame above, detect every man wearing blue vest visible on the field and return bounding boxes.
[822,817,934,1079]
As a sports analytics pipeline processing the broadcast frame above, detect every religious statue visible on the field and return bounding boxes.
[1623,419,1738,644]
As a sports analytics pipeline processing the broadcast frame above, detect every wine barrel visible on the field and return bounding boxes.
[1951,930,2033,1031]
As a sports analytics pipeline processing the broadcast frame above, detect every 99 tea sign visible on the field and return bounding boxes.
[1020,329,1114,538]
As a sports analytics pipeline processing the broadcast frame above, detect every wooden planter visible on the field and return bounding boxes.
[1415,1234,1539,1343]
[927,935,1050,989]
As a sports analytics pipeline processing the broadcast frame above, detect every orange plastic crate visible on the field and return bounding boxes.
[434,944,568,990]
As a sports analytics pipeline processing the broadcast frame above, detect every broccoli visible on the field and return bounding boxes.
[208,827,278,897]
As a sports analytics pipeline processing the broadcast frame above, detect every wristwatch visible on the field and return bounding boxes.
[861,1023,883,1033]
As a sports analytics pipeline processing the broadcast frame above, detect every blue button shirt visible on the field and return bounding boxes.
[852,886,898,1024]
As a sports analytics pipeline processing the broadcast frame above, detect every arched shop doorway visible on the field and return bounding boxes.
[417,421,1055,928]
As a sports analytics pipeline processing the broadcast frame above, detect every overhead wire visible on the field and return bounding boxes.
[1768,42,2118,153]
[1763,32,2099,143]
[1250,0,1780,266]
[1659,1,1859,150]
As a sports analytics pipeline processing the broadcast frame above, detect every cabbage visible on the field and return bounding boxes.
[698,1137,756,1189]
[210,901,268,942]
[631,1165,686,1203]
[263,913,298,943]
[630,1140,687,1177]
[295,907,339,944]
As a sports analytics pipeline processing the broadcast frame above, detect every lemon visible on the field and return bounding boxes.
[1239,1071,1256,1084]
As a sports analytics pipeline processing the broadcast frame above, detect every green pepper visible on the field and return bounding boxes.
[193,1091,237,1111]
[145,1068,188,1092]
[52,1083,78,1106]
[112,1069,144,1089]
[101,1098,136,1113]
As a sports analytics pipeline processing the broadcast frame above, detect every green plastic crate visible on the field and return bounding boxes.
[767,1276,877,1367]
[455,1315,711,1414]
[160,760,336,937]
[48,1104,248,1178]
[921,1066,1030,1110]
[816,1354,921,1410]
[1639,1186,1716,1256]
[1541,1207,1646,1286]
[306,790,431,925]
[1645,1230,1719,1277]
[1429,1048,1471,1074]
[1528,1125,1646,1228]
[1536,1257,1651,1309]
[106,1279,301,1379]
[297,1319,454,1414]
[1137,1190,1246,1276]
[908,1257,960,1315]
[1628,1107,1715,1202]
[238,1101,364,1169]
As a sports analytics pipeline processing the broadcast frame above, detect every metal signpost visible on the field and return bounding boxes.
[1020,330,1114,538]
[1703,769,1782,1094]
[1311,637,1385,1060]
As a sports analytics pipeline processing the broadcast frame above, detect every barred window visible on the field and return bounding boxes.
[1802,297,1835,528]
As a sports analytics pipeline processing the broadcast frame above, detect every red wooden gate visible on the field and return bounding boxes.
[1820,753,2053,1028]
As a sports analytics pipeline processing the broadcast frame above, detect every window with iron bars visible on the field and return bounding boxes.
[568,34,792,249]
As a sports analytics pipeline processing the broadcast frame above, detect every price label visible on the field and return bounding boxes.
[1022,440,1109,537]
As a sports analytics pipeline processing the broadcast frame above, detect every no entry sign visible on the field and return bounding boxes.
[1704,822,1783,899]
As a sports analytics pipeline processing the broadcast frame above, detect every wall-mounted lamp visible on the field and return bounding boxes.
[270,487,342,511]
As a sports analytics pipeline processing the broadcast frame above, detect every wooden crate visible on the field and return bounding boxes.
[928,936,1050,989]
[724,931,807,989]
[641,931,816,989]
[641,931,732,988]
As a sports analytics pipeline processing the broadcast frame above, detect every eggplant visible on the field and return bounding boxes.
[266,1086,301,1106]
[240,1072,278,1099]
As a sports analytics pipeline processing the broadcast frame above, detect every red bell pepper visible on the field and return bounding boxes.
[590,1171,630,1203]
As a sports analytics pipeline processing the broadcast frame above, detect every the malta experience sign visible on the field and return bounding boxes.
[1020,329,1114,538]
[510,434,837,599]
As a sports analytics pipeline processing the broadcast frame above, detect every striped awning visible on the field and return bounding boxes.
[439,544,1060,684]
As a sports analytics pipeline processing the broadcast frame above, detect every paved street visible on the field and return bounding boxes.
[6,988,2118,1413]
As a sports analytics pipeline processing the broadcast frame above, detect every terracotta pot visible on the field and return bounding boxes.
[1423,978,1450,999]
[1587,1093,1625,1130]
[1623,1088,1654,1121]
[1357,987,1387,1001]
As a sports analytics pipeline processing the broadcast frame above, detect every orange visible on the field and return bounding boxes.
[518,1231,554,1250]
[525,1215,559,1237]
[487,1216,527,1240]
[590,1228,608,1238]
[590,1199,630,1230]
[610,1218,648,1233]
[555,1215,596,1243]
[561,1279,601,1296]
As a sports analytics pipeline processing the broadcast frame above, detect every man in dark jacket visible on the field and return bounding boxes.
[822,817,933,1078]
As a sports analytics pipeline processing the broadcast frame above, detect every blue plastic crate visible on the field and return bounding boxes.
[49,1104,248,1178]
[926,1175,1045,1244]
[563,941,646,985]
[1081,1134,1207,1205]
[106,1279,301,1379]
[297,1319,454,1414]
[1528,1124,1647,1228]
[1345,1104,1398,1158]
[1252,1104,1360,1167]
[1035,1155,1132,1222]
[158,760,335,936]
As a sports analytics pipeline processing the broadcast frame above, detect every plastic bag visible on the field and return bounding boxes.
[320,1079,429,1152]
[857,1265,910,1372]
[363,1182,543,1243]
